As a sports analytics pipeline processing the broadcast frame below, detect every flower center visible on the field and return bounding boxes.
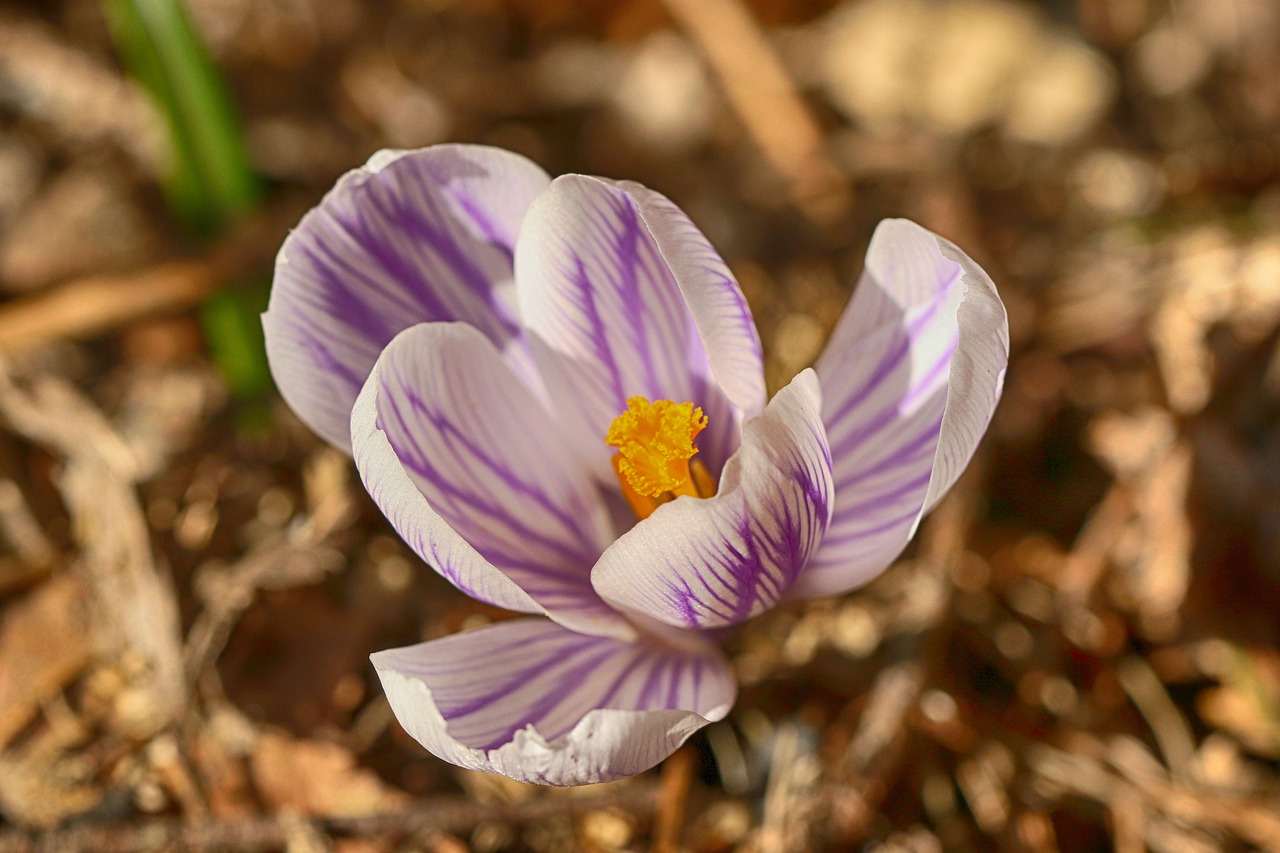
[606,396,716,520]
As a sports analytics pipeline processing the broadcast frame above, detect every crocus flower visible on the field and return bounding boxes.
[264,144,1008,786]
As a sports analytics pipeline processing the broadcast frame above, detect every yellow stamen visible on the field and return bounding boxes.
[606,397,715,519]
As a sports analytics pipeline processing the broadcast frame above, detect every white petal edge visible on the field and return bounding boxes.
[793,219,1008,598]
[372,618,734,786]
[592,370,834,629]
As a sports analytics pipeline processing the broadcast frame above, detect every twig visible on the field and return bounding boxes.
[1116,656,1197,778]
[843,662,924,778]
[0,9,163,171]
[0,200,301,353]
[823,463,983,842]
[658,0,850,223]
[0,369,186,735]
[0,262,224,353]
[0,575,92,750]
[0,785,662,853]
[183,450,354,693]
[0,479,55,566]
[1057,483,1131,600]
[1030,744,1280,852]
[751,722,821,853]
[653,746,695,853]
[826,661,922,841]
[1111,788,1146,853]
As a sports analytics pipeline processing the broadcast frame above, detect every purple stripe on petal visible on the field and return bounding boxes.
[516,176,760,479]
[351,369,543,619]
[384,387,598,568]
[453,646,621,746]
[360,322,634,639]
[448,190,515,258]
[837,412,945,489]
[592,370,833,630]
[617,181,766,416]
[264,144,551,451]
[830,469,933,520]
[371,618,735,785]
[792,220,1008,599]
[655,655,683,708]
[573,256,628,409]
[824,323,910,431]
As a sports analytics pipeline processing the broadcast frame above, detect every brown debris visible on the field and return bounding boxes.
[0,167,158,293]
[250,731,408,818]
[0,11,164,170]
[0,367,185,737]
[659,0,851,222]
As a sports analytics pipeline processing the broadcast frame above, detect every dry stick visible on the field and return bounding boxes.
[1057,482,1131,600]
[754,721,822,853]
[658,0,850,223]
[0,369,187,731]
[1116,656,1197,779]
[0,9,163,171]
[183,531,348,688]
[0,785,662,853]
[1110,789,1146,853]
[0,479,55,565]
[0,201,301,353]
[0,262,222,352]
[0,575,92,750]
[828,661,924,841]
[652,745,695,853]
[182,450,354,741]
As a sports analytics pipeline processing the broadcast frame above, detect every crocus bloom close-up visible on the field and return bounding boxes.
[263,144,1009,786]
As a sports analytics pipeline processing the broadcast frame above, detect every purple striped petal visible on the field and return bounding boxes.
[264,144,550,451]
[353,322,634,640]
[515,175,764,479]
[792,220,1008,598]
[372,618,735,786]
[591,370,833,630]
[614,181,766,415]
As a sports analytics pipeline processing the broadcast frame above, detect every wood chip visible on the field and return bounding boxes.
[0,574,91,750]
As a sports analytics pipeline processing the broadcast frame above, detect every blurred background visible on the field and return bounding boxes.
[1,0,1279,850]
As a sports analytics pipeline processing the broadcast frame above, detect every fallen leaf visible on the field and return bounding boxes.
[250,731,408,817]
[0,574,91,749]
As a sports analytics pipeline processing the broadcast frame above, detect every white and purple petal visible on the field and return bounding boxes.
[613,181,766,416]
[792,219,1008,598]
[515,175,764,478]
[372,618,735,786]
[265,144,550,450]
[592,370,833,630]
[353,322,633,640]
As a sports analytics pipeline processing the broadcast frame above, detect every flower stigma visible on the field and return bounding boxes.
[606,396,716,520]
